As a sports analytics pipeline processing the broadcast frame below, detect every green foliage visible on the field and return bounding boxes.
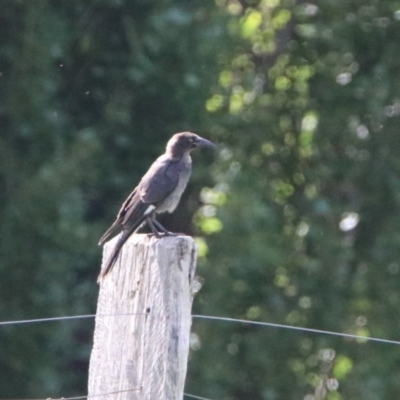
[2,0,400,399]
[192,0,400,399]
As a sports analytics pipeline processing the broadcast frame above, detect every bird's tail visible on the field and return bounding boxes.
[97,232,129,283]
[98,221,121,246]
[97,215,149,283]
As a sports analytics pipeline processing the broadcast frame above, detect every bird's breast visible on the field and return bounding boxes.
[157,155,192,214]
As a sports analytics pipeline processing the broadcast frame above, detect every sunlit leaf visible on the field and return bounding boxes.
[206,94,224,112]
[194,237,209,257]
[333,356,354,380]
[199,217,224,235]
[241,10,262,38]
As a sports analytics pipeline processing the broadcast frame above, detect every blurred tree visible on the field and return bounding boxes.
[190,1,400,399]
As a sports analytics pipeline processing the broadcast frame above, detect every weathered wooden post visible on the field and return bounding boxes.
[88,234,198,400]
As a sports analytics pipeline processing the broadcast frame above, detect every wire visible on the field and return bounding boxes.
[1,312,400,346]
[0,390,212,400]
[192,314,400,346]
[0,313,148,326]
[0,388,142,400]
[1,313,397,400]
[184,393,213,400]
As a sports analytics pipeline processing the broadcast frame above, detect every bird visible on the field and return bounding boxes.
[97,132,216,283]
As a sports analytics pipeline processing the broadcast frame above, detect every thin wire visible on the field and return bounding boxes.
[0,390,212,400]
[2,314,398,400]
[0,388,142,400]
[192,314,400,346]
[184,393,213,400]
[0,313,147,326]
[1,312,400,346]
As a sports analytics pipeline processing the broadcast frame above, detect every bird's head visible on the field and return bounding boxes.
[166,132,216,156]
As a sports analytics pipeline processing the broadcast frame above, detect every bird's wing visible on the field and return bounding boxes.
[116,187,138,220]
[119,157,181,225]
[138,155,182,204]
[98,186,147,245]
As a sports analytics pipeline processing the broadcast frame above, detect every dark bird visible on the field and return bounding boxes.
[97,132,216,282]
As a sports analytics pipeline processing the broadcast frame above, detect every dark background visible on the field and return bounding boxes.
[2,1,400,399]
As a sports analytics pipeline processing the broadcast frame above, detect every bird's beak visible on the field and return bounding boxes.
[196,136,217,149]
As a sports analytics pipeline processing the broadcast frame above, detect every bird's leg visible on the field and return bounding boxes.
[146,217,163,238]
[144,214,177,237]
[152,219,177,236]
[146,217,176,238]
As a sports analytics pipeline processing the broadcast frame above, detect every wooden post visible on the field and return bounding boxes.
[88,234,198,400]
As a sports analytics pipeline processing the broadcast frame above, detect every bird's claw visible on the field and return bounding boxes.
[148,231,178,238]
